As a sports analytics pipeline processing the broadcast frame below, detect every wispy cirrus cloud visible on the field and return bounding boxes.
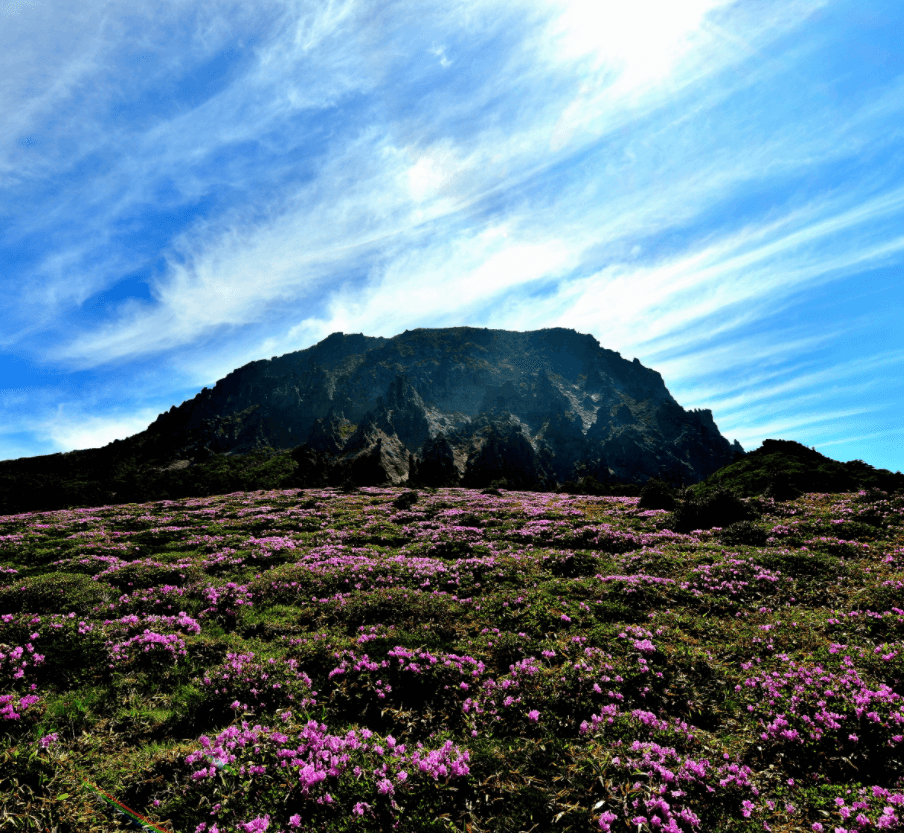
[1,0,903,472]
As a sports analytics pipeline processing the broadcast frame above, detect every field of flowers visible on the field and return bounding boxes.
[1,483,903,832]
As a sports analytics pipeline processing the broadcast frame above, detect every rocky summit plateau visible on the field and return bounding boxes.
[143,327,743,488]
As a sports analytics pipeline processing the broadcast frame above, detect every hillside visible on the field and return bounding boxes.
[2,484,904,831]
[0,327,746,515]
[691,438,904,498]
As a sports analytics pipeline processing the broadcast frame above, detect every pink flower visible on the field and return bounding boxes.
[599,810,618,830]
[238,816,269,833]
[527,710,540,722]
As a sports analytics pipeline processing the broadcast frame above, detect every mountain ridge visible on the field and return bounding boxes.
[133,326,743,487]
[0,326,751,513]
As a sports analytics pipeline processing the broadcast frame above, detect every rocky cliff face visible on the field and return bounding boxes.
[140,327,743,486]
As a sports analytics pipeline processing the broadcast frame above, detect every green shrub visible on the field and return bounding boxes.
[855,487,889,504]
[391,490,419,511]
[762,468,802,501]
[638,478,676,510]
[542,551,600,578]
[668,486,758,532]
[102,562,205,591]
[0,572,112,615]
[718,520,767,547]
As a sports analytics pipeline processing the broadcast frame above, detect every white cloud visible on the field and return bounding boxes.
[2,0,903,471]
[549,0,732,83]
[36,406,161,452]
[722,405,885,450]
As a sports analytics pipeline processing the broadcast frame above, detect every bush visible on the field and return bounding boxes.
[101,562,206,591]
[762,468,801,502]
[718,520,768,547]
[542,552,601,578]
[668,486,758,532]
[855,487,889,504]
[558,476,640,497]
[638,478,676,510]
[391,490,419,511]
[0,573,112,615]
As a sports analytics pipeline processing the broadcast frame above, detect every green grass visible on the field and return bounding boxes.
[1,485,903,831]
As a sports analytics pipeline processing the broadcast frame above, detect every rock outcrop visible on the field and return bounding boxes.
[137,326,743,486]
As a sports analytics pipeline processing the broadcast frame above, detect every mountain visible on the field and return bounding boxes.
[0,327,747,513]
[690,438,904,498]
[136,326,743,486]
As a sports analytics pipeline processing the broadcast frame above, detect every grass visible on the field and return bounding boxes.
[1,485,903,832]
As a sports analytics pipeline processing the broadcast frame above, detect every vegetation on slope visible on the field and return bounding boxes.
[691,439,904,499]
[2,483,904,831]
[0,444,647,517]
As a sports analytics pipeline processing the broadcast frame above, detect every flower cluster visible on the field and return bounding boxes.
[198,652,317,714]
[595,741,755,832]
[183,716,470,827]
[107,630,188,667]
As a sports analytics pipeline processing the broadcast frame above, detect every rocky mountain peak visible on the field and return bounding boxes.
[136,326,743,487]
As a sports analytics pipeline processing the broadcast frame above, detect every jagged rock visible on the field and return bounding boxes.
[411,433,460,487]
[478,372,573,431]
[128,327,744,485]
[371,374,431,452]
[337,419,409,485]
[461,422,553,490]
[306,410,352,456]
[535,408,592,482]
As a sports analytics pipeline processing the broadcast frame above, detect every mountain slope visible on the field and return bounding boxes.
[0,327,747,513]
[691,438,904,497]
[137,327,743,485]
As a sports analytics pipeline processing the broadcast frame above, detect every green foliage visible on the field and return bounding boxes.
[694,438,904,499]
[2,484,904,832]
[0,572,111,615]
[0,447,302,515]
[667,485,758,532]
[557,474,640,497]
[718,519,767,547]
[391,489,419,511]
[637,477,676,510]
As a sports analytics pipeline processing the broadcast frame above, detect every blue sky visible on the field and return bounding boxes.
[1,0,902,471]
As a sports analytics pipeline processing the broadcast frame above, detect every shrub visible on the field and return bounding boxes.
[559,476,640,497]
[762,468,802,502]
[855,487,889,504]
[718,520,767,547]
[100,561,206,591]
[638,478,676,510]
[542,552,601,578]
[392,490,419,511]
[0,573,111,615]
[668,486,758,532]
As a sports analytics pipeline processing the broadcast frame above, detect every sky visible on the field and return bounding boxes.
[1,0,902,471]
